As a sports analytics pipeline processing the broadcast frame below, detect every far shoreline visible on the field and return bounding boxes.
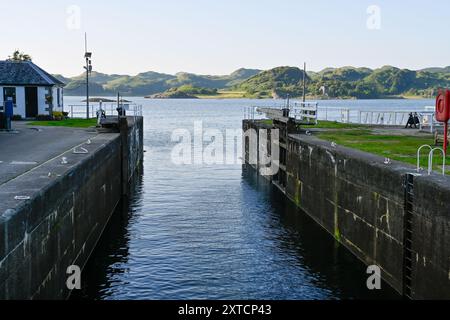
[63,95,433,101]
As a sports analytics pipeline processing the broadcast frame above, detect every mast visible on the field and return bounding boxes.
[85,33,89,119]
[303,62,307,103]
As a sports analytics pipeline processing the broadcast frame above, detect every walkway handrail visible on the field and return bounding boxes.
[428,147,446,176]
[417,145,433,172]
[292,102,319,125]
[317,108,436,128]
[66,102,143,119]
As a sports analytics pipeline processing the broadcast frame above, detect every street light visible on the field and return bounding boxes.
[84,34,93,119]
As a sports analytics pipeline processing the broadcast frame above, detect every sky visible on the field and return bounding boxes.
[0,0,449,77]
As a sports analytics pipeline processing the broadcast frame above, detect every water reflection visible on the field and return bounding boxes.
[73,163,399,300]
[240,165,400,300]
[71,170,144,300]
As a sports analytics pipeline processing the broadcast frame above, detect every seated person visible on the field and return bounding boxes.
[413,113,420,126]
[405,113,416,128]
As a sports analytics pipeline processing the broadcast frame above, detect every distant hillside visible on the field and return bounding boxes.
[53,74,71,84]
[60,68,261,96]
[236,65,450,99]
[57,65,450,99]
[419,66,450,74]
[71,71,126,84]
[237,66,309,98]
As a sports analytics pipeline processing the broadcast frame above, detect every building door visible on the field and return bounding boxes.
[25,87,38,118]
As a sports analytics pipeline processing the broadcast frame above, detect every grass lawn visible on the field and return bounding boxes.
[259,120,365,129]
[257,120,447,173]
[261,119,274,126]
[27,118,97,128]
[313,121,367,129]
[317,128,448,173]
[196,90,247,99]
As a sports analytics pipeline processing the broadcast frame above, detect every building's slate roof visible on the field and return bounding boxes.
[0,60,65,86]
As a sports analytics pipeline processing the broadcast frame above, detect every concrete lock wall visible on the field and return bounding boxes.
[121,116,144,196]
[285,135,407,295]
[0,116,143,300]
[243,119,450,299]
[412,175,450,299]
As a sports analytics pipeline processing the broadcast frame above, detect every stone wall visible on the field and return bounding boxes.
[285,134,409,295]
[243,119,450,299]
[0,116,143,299]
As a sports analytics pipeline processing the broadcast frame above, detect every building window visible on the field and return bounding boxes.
[3,87,16,105]
[57,88,61,107]
[45,87,52,105]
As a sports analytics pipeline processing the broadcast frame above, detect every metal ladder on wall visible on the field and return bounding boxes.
[403,174,414,299]
[417,145,446,176]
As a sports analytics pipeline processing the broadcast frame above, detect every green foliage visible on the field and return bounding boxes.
[52,111,65,120]
[174,85,218,95]
[238,65,450,99]
[237,66,308,98]
[8,50,32,62]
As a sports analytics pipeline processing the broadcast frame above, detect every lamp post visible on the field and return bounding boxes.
[84,33,93,119]
[303,62,307,103]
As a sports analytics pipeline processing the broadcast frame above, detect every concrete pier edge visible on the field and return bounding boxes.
[0,116,143,300]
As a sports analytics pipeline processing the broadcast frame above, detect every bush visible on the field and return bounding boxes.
[36,114,53,121]
[12,115,23,121]
[52,111,64,121]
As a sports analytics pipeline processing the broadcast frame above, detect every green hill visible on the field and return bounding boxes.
[63,79,108,96]
[58,66,450,99]
[237,66,309,98]
[52,74,71,84]
[419,66,450,74]
[71,71,126,84]
[236,65,450,99]
[61,68,261,96]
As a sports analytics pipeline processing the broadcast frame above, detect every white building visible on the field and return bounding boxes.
[0,60,65,118]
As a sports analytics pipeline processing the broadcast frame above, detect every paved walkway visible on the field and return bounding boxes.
[0,122,98,186]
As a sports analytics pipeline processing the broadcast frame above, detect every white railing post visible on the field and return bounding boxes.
[428,147,446,176]
[417,145,432,172]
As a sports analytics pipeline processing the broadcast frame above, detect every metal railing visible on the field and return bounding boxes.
[318,107,440,132]
[244,107,258,120]
[416,144,446,176]
[245,102,439,132]
[65,102,142,119]
[429,147,446,176]
[418,112,440,133]
[246,101,319,124]
[291,102,318,125]
[319,107,413,126]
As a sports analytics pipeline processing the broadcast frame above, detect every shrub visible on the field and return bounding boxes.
[36,114,53,121]
[12,115,22,121]
[52,111,64,121]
